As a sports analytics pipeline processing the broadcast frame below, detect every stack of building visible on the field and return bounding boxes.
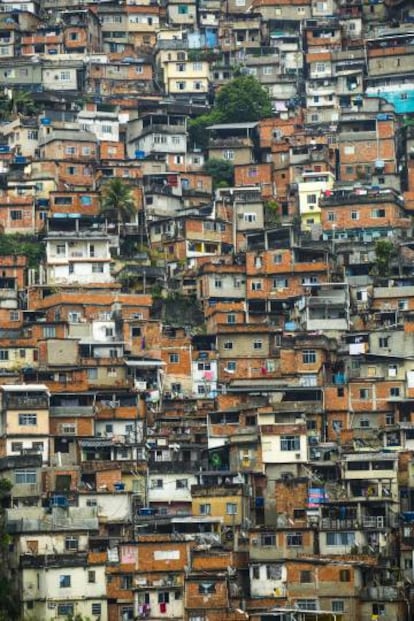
[0,0,414,620]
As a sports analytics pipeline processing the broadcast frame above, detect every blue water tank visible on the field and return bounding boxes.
[135,150,145,160]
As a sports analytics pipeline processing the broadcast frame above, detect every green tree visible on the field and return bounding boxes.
[373,239,396,278]
[0,478,19,621]
[100,178,137,231]
[10,89,38,116]
[203,158,233,188]
[0,234,45,269]
[264,199,280,227]
[188,109,222,151]
[214,74,272,123]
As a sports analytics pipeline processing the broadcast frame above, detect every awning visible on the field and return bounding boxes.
[124,360,165,367]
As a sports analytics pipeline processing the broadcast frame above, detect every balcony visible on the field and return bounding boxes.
[6,396,49,410]
[148,460,202,473]
[359,586,401,601]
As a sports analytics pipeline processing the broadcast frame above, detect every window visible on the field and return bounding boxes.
[399,299,408,311]
[60,71,71,81]
[11,442,23,452]
[390,387,400,397]
[198,583,215,594]
[226,361,236,371]
[176,81,186,90]
[326,532,355,546]
[227,313,236,325]
[359,388,369,400]
[302,276,318,285]
[386,413,395,426]
[59,575,71,588]
[88,570,96,583]
[120,607,134,621]
[307,194,317,205]
[214,279,222,289]
[253,340,262,350]
[178,3,188,13]
[43,326,56,338]
[87,368,98,380]
[10,311,19,321]
[273,254,282,264]
[176,479,188,489]
[273,277,288,289]
[359,418,370,428]
[297,600,318,611]
[223,341,233,350]
[339,569,351,582]
[379,337,389,348]
[15,470,36,484]
[351,210,359,221]
[197,362,211,371]
[302,350,316,364]
[121,575,133,589]
[223,150,234,160]
[92,263,104,273]
[244,213,257,222]
[286,532,303,547]
[260,533,275,546]
[293,509,306,520]
[328,212,336,222]
[372,208,386,218]
[58,604,74,616]
[251,281,262,291]
[226,503,237,515]
[252,565,260,579]
[200,503,211,515]
[171,383,181,393]
[151,479,163,489]
[332,601,344,613]
[169,353,179,363]
[300,571,312,583]
[65,537,78,551]
[280,435,300,451]
[10,210,22,221]
[373,604,385,616]
[19,413,37,426]
[65,146,76,155]
[92,603,101,616]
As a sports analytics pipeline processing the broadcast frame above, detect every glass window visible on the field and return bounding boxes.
[59,575,71,588]
[15,470,36,484]
[280,436,300,451]
[19,413,37,426]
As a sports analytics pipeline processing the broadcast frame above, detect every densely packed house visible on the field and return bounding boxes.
[0,0,414,620]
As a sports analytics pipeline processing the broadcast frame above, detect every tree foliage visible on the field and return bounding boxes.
[0,89,38,121]
[214,74,272,123]
[202,158,233,188]
[0,234,45,269]
[373,239,396,278]
[100,178,137,225]
[188,110,222,151]
[0,478,19,621]
[188,75,272,149]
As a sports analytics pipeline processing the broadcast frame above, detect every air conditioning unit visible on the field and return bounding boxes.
[251,538,258,546]
[295,453,301,460]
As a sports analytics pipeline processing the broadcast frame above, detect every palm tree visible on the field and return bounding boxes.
[100,178,137,233]
[10,89,38,116]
